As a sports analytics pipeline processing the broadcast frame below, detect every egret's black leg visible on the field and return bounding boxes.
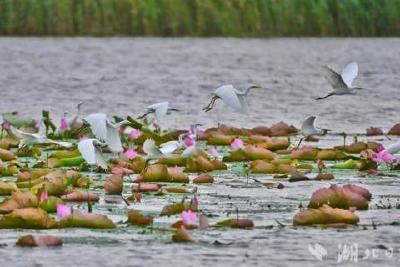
[296,137,304,148]
[315,93,334,100]
[203,96,218,112]
[137,111,152,120]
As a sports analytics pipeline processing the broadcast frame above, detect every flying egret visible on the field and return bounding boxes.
[316,62,364,100]
[3,121,72,148]
[142,139,180,160]
[83,113,127,153]
[385,141,400,155]
[203,84,262,113]
[78,138,108,169]
[138,102,180,124]
[297,116,329,147]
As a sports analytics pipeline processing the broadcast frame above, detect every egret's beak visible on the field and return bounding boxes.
[322,129,331,135]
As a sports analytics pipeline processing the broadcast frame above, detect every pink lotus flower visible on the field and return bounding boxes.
[129,129,142,139]
[181,210,198,226]
[60,117,69,130]
[373,150,397,164]
[39,191,48,202]
[209,146,219,157]
[124,148,137,159]
[2,120,10,129]
[79,136,88,141]
[183,135,195,147]
[230,138,245,150]
[56,204,72,219]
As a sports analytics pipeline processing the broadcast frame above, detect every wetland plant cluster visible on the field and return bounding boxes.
[0,111,399,246]
[0,0,399,36]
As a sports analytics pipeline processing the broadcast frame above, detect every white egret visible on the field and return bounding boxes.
[3,122,72,148]
[181,142,197,158]
[385,141,400,155]
[297,116,329,147]
[138,102,180,124]
[83,113,127,153]
[142,137,196,160]
[142,139,180,160]
[70,102,84,131]
[78,138,108,169]
[316,62,364,100]
[203,84,262,113]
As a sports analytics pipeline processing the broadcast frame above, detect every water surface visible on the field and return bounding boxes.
[0,38,400,267]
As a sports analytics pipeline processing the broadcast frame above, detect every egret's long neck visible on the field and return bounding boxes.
[237,87,251,96]
[5,126,23,140]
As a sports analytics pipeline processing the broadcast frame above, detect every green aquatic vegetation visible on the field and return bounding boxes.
[59,210,116,229]
[0,208,57,229]
[0,111,392,251]
[7,0,397,37]
[332,159,358,169]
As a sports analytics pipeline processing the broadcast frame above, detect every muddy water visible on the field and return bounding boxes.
[0,38,400,266]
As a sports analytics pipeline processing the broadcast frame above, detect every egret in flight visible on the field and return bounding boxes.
[142,139,180,160]
[297,116,329,147]
[3,120,72,149]
[203,84,262,113]
[316,62,364,100]
[78,138,108,169]
[83,113,127,153]
[138,102,180,125]
[385,141,400,155]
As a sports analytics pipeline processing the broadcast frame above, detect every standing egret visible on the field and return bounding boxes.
[316,62,365,100]
[83,113,127,153]
[3,121,72,148]
[297,116,329,147]
[0,115,4,138]
[78,138,108,169]
[70,102,84,131]
[203,84,262,113]
[181,140,197,158]
[138,102,180,125]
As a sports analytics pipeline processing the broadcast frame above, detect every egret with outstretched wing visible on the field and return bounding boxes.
[203,84,261,113]
[83,113,127,153]
[78,138,107,169]
[316,62,364,100]
[297,116,329,147]
[138,102,180,124]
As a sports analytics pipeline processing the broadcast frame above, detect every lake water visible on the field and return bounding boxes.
[0,38,400,266]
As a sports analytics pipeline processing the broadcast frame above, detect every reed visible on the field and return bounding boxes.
[0,0,399,36]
